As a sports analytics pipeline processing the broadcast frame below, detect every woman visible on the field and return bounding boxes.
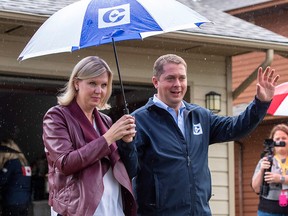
[43,56,137,216]
[252,124,288,215]
[0,138,32,216]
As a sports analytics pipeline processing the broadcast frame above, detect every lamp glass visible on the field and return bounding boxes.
[205,91,221,113]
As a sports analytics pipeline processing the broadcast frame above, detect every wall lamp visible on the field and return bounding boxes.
[205,91,221,113]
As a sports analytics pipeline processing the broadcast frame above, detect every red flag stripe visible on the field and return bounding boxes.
[267,94,287,115]
[274,97,288,116]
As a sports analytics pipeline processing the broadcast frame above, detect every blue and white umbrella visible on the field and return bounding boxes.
[18,0,210,113]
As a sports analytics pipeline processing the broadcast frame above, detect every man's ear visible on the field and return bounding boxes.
[152,76,158,88]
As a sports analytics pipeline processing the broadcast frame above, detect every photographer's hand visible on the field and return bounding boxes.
[252,157,271,193]
[260,157,271,171]
[264,172,281,184]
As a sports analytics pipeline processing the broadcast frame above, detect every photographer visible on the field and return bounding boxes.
[252,124,288,215]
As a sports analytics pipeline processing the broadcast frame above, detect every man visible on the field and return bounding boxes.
[118,54,279,215]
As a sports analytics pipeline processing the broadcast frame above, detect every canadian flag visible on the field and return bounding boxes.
[22,166,32,176]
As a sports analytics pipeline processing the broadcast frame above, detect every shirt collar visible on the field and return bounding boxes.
[152,94,186,113]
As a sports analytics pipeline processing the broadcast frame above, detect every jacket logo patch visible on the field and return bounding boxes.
[193,123,203,135]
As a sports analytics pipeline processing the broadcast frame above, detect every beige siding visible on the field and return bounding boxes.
[212,186,229,200]
[209,143,228,157]
[212,172,228,186]
[210,201,229,215]
[209,143,232,215]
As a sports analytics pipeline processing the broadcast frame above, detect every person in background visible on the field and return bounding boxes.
[31,154,48,200]
[42,56,137,216]
[252,124,288,215]
[118,53,279,215]
[0,137,32,216]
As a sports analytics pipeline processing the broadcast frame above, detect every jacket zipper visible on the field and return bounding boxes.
[187,155,191,167]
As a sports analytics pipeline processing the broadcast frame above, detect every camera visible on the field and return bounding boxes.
[260,138,286,197]
[260,139,286,159]
[264,139,286,148]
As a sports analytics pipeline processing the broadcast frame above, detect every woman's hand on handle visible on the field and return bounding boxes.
[103,115,136,145]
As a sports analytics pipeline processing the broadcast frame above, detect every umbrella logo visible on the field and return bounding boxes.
[99,4,130,28]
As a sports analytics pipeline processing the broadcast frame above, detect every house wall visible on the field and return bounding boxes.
[0,33,233,215]
[232,51,288,107]
[239,6,288,37]
[232,5,288,107]
[231,4,288,216]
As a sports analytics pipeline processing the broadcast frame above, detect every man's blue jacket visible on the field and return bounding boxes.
[118,97,270,216]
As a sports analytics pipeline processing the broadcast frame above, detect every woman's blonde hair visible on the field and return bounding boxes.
[269,124,288,139]
[0,139,28,169]
[57,56,113,109]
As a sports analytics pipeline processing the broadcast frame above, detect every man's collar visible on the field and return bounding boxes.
[152,94,185,112]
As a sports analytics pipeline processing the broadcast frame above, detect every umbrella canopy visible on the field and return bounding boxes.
[267,82,288,116]
[18,0,210,60]
[18,0,210,113]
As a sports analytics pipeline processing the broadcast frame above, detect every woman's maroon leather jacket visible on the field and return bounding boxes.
[42,100,136,216]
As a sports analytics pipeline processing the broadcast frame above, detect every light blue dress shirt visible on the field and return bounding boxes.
[153,95,186,137]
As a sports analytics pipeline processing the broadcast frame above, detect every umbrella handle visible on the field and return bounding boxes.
[112,38,129,114]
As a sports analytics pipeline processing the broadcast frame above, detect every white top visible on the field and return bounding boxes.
[93,167,124,216]
[93,116,124,215]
